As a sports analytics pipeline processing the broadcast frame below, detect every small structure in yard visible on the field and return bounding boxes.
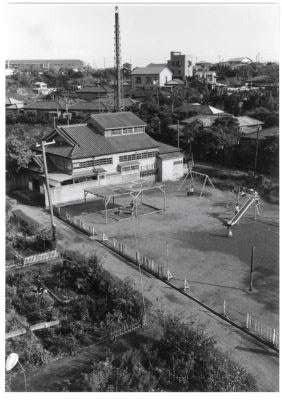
[226,189,263,233]
[83,181,166,224]
[178,160,215,197]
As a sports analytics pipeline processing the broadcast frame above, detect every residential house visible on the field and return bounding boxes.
[24,111,184,206]
[131,64,173,88]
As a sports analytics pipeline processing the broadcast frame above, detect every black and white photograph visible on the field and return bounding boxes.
[3,0,280,393]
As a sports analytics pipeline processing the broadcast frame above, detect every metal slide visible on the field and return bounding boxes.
[227,196,257,227]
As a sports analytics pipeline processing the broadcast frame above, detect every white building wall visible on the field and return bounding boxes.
[159,68,173,86]
[158,156,184,182]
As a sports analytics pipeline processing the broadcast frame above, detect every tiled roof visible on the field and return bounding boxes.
[24,101,62,110]
[182,114,218,127]
[176,103,225,116]
[77,86,108,93]
[68,101,107,111]
[157,142,180,154]
[45,122,158,159]
[89,111,146,130]
[132,64,171,75]
[158,151,182,160]
[108,133,158,154]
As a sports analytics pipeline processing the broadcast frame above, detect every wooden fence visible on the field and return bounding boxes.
[6,320,60,340]
[101,233,166,280]
[55,207,96,238]
[7,249,60,271]
[223,300,279,349]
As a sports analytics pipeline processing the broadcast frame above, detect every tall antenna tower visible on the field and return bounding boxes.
[114,6,121,112]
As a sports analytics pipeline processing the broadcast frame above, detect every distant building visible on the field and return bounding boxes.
[23,111,184,206]
[223,57,253,70]
[7,59,84,72]
[131,64,173,88]
[32,81,55,95]
[167,51,193,80]
[194,65,217,86]
[75,85,114,101]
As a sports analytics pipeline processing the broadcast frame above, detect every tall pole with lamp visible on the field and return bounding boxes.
[36,140,56,242]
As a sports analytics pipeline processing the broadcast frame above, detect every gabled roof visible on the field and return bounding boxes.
[24,101,62,110]
[157,142,180,155]
[236,116,264,127]
[45,122,158,159]
[132,64,171,75]
[165,79,185,86]
[77,86,109,94]
[89,111,146,130]
[176,103,225,116]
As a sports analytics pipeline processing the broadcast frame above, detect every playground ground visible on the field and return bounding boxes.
[62,181,279,330]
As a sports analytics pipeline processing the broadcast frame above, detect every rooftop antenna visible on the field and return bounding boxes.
[114,6,121,112]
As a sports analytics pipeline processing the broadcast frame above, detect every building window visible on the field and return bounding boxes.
[123,128,133,134]
[73,157,112,169]
[136,77,141,84]
[119,151,157,163]
[111,129,122,135]
[173,159,183,165]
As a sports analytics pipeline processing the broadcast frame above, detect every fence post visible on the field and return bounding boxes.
[246,312,249,329]
[272,329,276,345]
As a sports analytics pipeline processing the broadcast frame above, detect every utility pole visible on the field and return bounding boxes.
[177,120,180,150]
[249,246,255,291]
[41,140,56,242]
[254,127,260,176]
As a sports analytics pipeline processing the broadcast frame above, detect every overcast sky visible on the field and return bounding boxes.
[7,3,279,67]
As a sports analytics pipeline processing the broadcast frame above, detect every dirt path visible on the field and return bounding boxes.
[10,202,279,391]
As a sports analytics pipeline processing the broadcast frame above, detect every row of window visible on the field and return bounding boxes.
[119,151,157,163]
[73,157,113,169]
[61,175,98,185]
[120,164,139,172]
[173,160,183,165]
[110,127,145,135]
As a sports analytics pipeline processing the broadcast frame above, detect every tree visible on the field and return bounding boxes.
[6,127,34,171]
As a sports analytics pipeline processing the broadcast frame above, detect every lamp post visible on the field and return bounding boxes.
[6,353,27,391]
[36,140,56,242]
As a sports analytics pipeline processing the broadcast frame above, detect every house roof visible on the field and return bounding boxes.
[10,59,84,66]
[182,114,219,128]
[68,101,107,112]
[24,101,62,110]
[165,79,185,86]
[157,142,180,155]
[227,57,252,63]
[77,86,109,94]
[45,122,159,159]
[132,64,171,75]
[236,116,264,127]
[177,103,224,115]
[89,111,146,130]
[158,152,183,160]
